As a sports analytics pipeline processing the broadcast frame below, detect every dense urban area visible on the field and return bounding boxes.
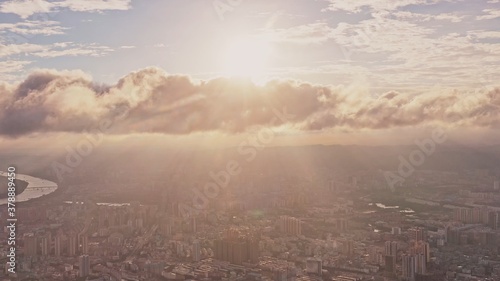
[1,146,500,281]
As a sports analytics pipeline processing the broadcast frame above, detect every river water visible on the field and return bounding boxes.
[0,171,58,205]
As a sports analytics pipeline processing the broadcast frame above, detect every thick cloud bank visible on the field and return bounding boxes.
[0,67,499,136]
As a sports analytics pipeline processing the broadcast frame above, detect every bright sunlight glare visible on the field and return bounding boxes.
[222,37,273,81]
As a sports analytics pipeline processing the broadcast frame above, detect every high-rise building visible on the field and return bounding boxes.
[24,233,37,257]
[415,241,430,263]
[384,241,397,272]
[392,227,402,235]
[247,238,260,264]
[454,208,470,223]
[473,208,482,223]
[306,258,322,275]
[488,211,499,230]
[368,247,383,265]
[79,235,89,255]
[481,206,490,224]
[193,240,201,262]
[445,226,460,245]
[328,180,336,192]
[385,255,395,272]
[230,240,246,265]
[54,235,62,256]
[337,218,348,232]
[79,255,90,277]
[409,227,427,242]
[191,217,197,233]
[415,254,427,275]
[214,236,260,265]
[342,240,354,256]
[385,241,398,257]
[455,207,484,224]
[279,216,302,236]
[40,236,49,256]
[214,240,223,261]
[402,254,416,281]
[68,234,78,256]
[160,219,173,236]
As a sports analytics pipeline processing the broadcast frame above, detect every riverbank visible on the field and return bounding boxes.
[0,171,58,205]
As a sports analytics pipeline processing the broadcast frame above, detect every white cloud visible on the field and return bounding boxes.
[0,34,113,79]
[0,60,32,81]
[0,0,131,18]
[58,0,131,13]
[393,11,466,23]
[0,0,53,19]
[323,0,442,13]
[467,30,500,39]
[39,43,113,58]
[477,9,500,20]
[0,42,113,58]
[33,44,113,58]
[261,22,334,45]
[0,43,46,57]
[0,20,67,36]
[433,13,466,22]
[322,11,500,89]
[0,60,31,73]
[1,67,499,137]
[257,1,500,90]
[120,45,136,49]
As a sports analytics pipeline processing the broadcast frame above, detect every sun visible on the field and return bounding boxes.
[221,37,273,80]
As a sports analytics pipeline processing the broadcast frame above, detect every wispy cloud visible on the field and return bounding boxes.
[261,22,334,45]
[393,11,466,23]
[0,0,132,19]
[0,0,53,19]
[59,0,131,13]
[467,30,500,39]
[33,43,114,58]
[323,0,448,13]
[0,43,47,57]
[477,9,500,20]
[0,42,113,58]
[0,60,32,81]
[0,20,67,36]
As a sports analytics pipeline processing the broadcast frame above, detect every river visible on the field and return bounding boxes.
[0,171,58,205]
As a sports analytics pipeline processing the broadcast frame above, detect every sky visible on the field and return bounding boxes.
[0,0,499,148]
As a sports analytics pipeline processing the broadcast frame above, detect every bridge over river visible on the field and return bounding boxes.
[0,171,58,205]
